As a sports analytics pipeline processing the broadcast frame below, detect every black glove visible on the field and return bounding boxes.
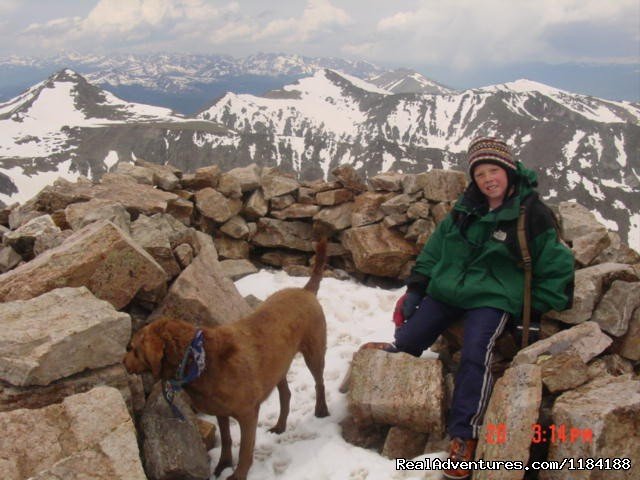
[401,291,423,319]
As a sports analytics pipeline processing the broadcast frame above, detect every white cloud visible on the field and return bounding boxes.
[210,20,255,43]
[342,42,377,57]
[254,0,352,43]
[377,11,414,31]
[374,0,639,68]
[17,0,352,53]
[0,0,18,14]
[20,0,240,47]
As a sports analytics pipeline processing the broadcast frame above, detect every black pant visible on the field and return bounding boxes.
[394,295,509,439]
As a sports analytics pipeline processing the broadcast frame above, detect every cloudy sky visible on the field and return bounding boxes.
[1,0,638,100]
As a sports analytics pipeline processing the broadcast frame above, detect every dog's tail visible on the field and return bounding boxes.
[304,237,328,295]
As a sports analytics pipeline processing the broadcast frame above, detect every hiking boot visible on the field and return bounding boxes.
[442,437,477,480]
[359,342,398,353]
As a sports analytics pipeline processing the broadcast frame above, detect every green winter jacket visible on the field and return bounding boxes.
[409,162,574,318]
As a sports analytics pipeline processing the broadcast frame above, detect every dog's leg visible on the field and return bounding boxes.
[302,347,330,418]
[269,377,291,434]
[214,416,233,477]
[229,409,259,480]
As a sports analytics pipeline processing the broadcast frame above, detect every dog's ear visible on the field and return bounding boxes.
[141,329,165,378]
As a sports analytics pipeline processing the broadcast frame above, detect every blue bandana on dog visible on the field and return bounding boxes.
[162,329,206,421]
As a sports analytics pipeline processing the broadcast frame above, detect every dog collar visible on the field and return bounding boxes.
[162,329,206,421]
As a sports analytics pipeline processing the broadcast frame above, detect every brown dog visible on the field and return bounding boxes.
[123,239,329,480]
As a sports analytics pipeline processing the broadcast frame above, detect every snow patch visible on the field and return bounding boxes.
[601,178,634,193]
[587,133,603,161]
[562,131,584,162]
[103,150,118,171]
[0,159,80,205]
[581,177,605,200]
[381,152,396,173]
[330,70,392,95]
[592,210,619,232]
[566,170,581,190]
[613,134,627,167]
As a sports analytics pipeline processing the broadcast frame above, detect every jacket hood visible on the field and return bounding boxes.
[515,161,538,193]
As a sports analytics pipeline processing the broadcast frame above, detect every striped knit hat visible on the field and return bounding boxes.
[467,137,516,176]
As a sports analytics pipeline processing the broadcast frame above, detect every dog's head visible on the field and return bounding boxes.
[123,322,165,378]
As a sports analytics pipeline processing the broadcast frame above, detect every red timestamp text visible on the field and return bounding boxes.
[531,423,593,444]
[484,423,594,445]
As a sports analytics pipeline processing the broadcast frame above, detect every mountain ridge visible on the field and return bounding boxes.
[0,68,638,251]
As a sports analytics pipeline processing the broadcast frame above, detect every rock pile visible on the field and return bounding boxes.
[0,158,638,479]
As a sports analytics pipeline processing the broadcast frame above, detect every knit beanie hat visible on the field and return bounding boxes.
[467,137,516,177]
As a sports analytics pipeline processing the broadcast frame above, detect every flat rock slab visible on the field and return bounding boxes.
[342,223,417,277]
[0,220,167,309]
[0,364,144,416]
[0,287,131,387]
[0,386,146,480]
[252,217,314,252]
[512,321,612,366]
[422,169,466,202]
[35,177,179,216]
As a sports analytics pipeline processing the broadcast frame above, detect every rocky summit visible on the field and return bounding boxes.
[0,160,638,479]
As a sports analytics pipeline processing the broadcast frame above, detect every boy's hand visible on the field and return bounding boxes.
[402,291,423,319]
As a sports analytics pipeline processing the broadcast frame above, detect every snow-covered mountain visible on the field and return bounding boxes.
[0,69,232,202]
[367,68,455,95]
[1,68,638,250]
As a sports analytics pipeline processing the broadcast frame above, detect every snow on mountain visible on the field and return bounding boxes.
[0,69,183,160]
[199,69,394,177]
[368,68,455,95]
[0,69,229,204]
[479,79,640,124]
[0,68,638,250]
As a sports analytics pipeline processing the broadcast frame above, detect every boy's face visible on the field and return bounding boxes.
[473,163,509,208]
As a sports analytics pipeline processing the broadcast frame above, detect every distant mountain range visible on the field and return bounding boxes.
[1,52,413,114]
[0,62,638,250]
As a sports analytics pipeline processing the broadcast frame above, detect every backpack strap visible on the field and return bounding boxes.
[517,203,533,348]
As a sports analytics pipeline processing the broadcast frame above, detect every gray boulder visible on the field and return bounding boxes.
[0,220,168,309]
[512,321,612,366]
[0,386,146,480]
[152,240,252,326]
[141,384,210,480]
[591,280,640,336]
[348,349,445,435]
[65,198,131,233]
[0,287,131,387]
[548,263,638,325]
[475,364,542,480]
[541,375,640,480]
